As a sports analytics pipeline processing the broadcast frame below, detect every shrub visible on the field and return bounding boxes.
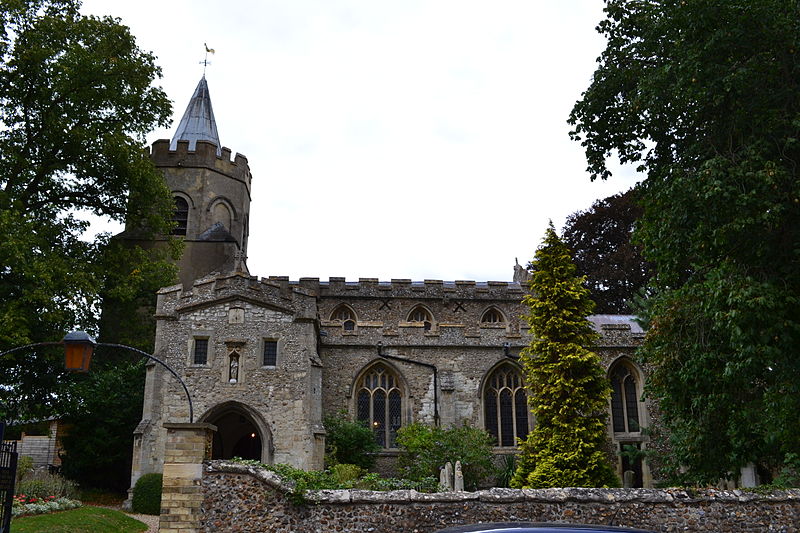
[773,452,800,488]
[323,411,379,469]
[131,473,162,515]
[495,454,517,488]
[330,463,364,486]
[396,422,495,490]
[15,455,34,485]
[355,473,439,492]
[16,470,77,499]
[229,458,441,501]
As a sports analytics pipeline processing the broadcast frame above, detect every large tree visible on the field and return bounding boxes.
[569,0,800,483]
[562,189,651,314]
[511,224,618,489]
[0,0,176,422]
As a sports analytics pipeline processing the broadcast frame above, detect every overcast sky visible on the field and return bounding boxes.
[80,0,640,283]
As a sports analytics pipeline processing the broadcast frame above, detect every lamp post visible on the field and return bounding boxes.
[0,332,194,423]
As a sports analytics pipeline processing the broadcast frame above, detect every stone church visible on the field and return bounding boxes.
[128,77,653,492]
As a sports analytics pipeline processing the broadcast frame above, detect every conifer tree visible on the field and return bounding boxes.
[511,224,618,488]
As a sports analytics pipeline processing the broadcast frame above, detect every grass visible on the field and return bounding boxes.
[11,506,148,533]
[77,488,127,507]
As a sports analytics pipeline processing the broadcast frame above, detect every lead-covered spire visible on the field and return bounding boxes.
[170,76,221,155]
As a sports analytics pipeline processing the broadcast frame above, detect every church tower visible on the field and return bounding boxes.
[149,76,252,287]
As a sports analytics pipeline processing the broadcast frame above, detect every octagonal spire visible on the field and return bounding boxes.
[170,76,221,156]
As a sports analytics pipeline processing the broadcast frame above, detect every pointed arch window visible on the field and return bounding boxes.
[481,307,505,324]
[610,363,641,433]
[331,305,357,331]
[407,306,433,331]
[356,364,403,448]
[172,197,189,236]
[484,363,529,447]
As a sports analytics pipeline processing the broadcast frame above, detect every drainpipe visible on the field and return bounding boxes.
[377,342,439,426]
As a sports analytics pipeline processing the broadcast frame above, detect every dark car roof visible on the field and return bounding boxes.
[433,523,655,533]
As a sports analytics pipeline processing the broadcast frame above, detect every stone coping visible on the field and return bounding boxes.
[206,461,800,505]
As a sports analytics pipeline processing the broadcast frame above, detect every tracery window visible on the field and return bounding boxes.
[481,308,505,324]
[173,197,189,236]
[407,306,433,331]
[331,305,356,331]
[610,362,641,433]
[484,363,529,447]
[356,364,402,448]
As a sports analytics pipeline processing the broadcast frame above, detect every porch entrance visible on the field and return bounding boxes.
[202,402,270,462]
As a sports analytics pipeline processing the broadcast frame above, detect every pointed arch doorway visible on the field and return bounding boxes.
[200,402,272,463]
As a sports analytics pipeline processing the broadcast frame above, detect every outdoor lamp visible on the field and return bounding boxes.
[62,330,96,372]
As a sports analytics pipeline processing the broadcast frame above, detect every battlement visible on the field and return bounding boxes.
[272,276,525,301]
[155,272,315,320]
[149,139,251,183]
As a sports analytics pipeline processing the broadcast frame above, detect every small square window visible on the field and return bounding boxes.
[193,338,209,365]
[263,340,278,367]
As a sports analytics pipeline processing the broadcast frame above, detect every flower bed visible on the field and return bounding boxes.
[12,494,82,517]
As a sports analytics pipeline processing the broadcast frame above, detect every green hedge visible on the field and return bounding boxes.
[131,473,162,515]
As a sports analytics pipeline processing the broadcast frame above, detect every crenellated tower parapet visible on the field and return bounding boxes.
[149,139,251,189]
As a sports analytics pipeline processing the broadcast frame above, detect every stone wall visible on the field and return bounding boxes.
[10,420,63,468]
[201,462,800,533]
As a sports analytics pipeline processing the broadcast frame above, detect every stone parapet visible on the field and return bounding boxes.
[288,277,526,300]
[155,272,316,321]
[202,461,800,532]
[149,139,250,185]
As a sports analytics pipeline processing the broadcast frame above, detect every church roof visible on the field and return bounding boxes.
[198,222,236,242]
[170,76,222,156]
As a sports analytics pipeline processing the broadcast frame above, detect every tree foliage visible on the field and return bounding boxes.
[511,225,618,489]
[562,189,652,314]
[59,358,146,491]
[569,0,800,483]
[0,0,176,422]
[396,422,495,491]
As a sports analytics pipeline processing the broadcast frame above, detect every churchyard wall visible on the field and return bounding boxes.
[200,461,800,533]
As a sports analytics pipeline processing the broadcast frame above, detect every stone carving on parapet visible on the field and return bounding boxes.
[513,258,531,284]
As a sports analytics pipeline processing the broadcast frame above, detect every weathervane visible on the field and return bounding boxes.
[201,43,215,75]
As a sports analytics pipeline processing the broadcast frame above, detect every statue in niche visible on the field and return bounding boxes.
[229,352,239,383]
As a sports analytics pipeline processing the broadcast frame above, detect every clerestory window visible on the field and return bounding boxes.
[481,307,505,324]
[331,305,357,331]
[407,306,433,331]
